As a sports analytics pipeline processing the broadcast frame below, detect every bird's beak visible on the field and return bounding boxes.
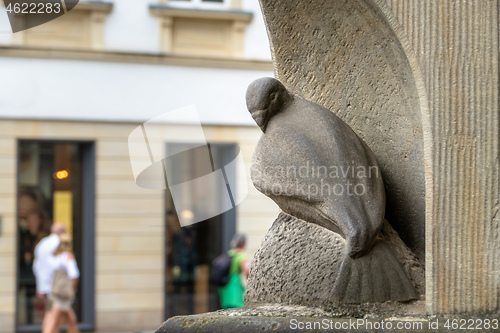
[250,109,269,132]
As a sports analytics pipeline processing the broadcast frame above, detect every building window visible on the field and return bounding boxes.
[164,0,230,10]
[16,141,95,330]
[149,0,253,58]
[10,1,113,50]
[164,143,237,317]
[151,2,252,58]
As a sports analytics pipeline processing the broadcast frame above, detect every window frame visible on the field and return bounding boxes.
[166,0,230,10]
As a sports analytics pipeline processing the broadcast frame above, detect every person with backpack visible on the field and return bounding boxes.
[216,234,249,309]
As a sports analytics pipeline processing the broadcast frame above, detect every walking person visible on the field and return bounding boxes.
[42,234,80,333]
[33,222,66,328]
[218,234,250,309]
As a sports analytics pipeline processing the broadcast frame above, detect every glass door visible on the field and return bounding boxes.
[16,141,95,331]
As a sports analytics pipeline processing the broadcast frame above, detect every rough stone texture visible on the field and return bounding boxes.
[157,303,500,333]
[245,213,424,308]
[244,212,345,307]
[258,0,500,314]
[212,302,426,318]
[258,0,426,264]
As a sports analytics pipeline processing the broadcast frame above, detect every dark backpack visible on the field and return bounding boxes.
[209,253,232,286]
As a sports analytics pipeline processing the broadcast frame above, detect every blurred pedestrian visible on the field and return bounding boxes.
[19,187,51,255]
[218,234,249,309]
[33,222,66,328]
[18,187,51,323]
[43,234,80,333]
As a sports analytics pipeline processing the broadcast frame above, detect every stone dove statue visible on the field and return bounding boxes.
[246,77,417,303]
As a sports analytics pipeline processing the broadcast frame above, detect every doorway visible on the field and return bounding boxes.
[16,140,95,331]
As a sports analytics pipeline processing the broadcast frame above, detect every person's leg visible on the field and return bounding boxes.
[41,305,53,333]
[55,308,65,332]
[41,296,49,333]
[65,308,80,333]
[42,306,61,333]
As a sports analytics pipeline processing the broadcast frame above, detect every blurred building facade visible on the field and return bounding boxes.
[0,0,278,331]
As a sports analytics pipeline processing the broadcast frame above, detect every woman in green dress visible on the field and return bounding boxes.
[218,234,249,308]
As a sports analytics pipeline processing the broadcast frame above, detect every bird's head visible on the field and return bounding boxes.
[246,77,293,132]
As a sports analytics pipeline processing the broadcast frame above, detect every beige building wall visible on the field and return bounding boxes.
[0,123,16,332]
[0,119,277,331]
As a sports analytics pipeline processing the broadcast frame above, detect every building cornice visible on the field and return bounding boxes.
[0,45,274,71]
[149,5,253,22]
[72,1,113,12]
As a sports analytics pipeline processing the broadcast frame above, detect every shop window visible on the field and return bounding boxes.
[164,143,237,318]
[16,141,95,330]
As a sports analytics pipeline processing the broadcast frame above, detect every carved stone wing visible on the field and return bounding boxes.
[258,0,425,262]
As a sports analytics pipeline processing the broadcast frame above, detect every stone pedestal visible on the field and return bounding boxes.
[157,304,500,332]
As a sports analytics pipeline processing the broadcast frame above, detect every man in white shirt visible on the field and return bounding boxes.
[33,222,66,298]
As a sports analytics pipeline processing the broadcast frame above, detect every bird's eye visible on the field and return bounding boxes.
[270,92,276,101]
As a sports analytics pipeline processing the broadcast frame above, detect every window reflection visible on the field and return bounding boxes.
[164,143,237,318]
[18,186,51,324]
[16,142,84,327]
